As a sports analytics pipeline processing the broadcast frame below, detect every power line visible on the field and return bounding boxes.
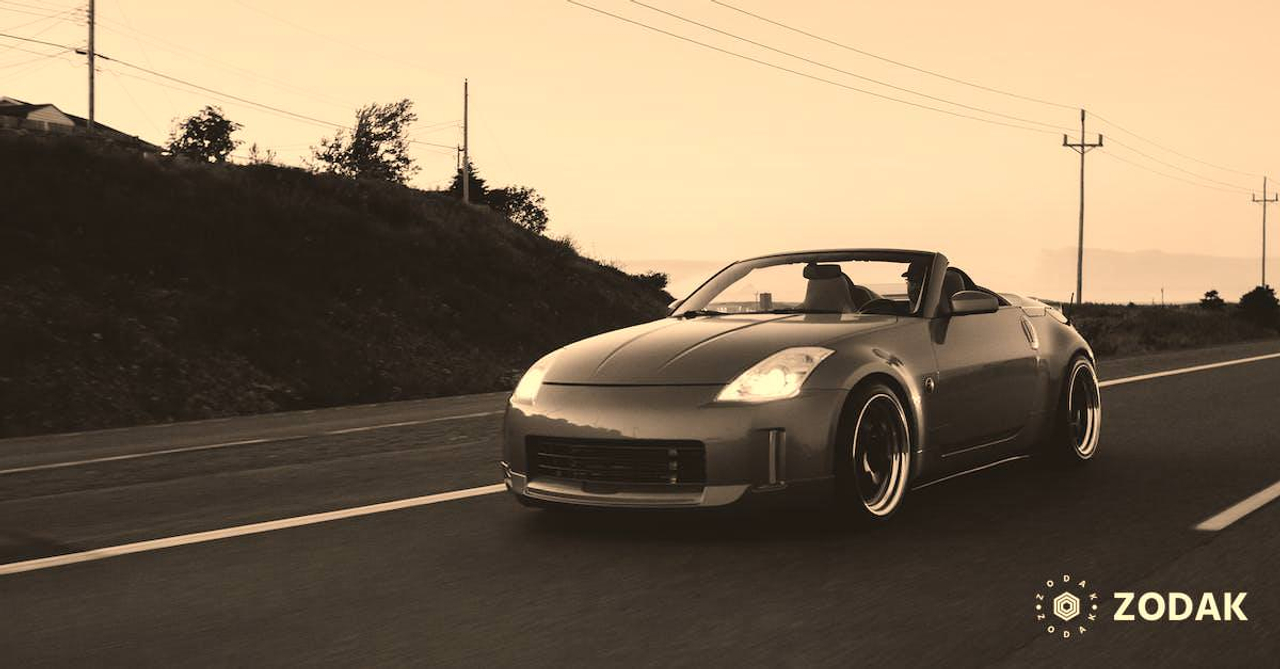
[630,0,1074,133]
[410,138,456,150]
[1097,150,1256,195]
[707,2,1268,190]
[1090,110,1262,179]
[0,29,68,49]
[0,31,351,129]
[97,53,345,128]
[567,1,1063,137]
[1104,136,1253,193]
[0,43,64,68]
[0,5,76,32]
[709,0,1078,111]
[94,21,358,110]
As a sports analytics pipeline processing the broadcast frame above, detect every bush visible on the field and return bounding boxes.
[1238,285,1280,330]
[1068,302,1275,358]
[1199,289,1225,310]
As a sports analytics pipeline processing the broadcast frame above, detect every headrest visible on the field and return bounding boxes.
[803,263,843,280]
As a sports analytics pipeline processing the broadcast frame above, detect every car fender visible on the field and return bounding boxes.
[810,337,937,479]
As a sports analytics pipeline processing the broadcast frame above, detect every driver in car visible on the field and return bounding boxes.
[903,259,928,306]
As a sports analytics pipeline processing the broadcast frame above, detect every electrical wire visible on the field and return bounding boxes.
[706,3,1268,190]
[567,1,1062,137]
[94,21,358,110]
[1104,136,1254,192]
[1090,111,1262,179]
[631,1,1075,133]
[0,30,68,49]
[0,44,64,68]
[0,6,75,32]
[98,54,345,128]
[1098,150,1253,195]
[709,0,1078,111]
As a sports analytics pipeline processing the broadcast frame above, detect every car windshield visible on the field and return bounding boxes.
[675,253,929,317]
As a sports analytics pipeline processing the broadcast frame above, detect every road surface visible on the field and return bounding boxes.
[1,340,1279,666]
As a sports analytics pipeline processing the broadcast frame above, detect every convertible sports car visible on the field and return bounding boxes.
[500,249,1101,522]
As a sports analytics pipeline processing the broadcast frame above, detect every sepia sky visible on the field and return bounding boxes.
[4,0,1280,301]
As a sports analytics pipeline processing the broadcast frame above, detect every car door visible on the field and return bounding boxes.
[927,304,1038,462]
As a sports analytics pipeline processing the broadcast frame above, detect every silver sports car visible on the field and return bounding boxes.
[500,249,1101,522]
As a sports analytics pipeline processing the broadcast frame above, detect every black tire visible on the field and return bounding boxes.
[833,381,913,524]
[1044,355,1102,465]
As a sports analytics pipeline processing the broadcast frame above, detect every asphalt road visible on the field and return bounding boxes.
[1,339,1279,667]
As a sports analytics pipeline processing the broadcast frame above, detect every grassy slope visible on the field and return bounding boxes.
[0,133,667,437]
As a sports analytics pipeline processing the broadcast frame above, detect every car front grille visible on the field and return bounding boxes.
[527,437,707,486]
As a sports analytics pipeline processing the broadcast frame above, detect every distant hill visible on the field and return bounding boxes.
[1032,248,1280,305]
[0,132,667,437]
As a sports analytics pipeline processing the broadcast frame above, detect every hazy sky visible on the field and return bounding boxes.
[4,0,1280,301]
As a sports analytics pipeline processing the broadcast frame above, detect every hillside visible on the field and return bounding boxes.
[0,132,668,437]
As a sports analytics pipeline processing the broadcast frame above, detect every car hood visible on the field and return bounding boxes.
[543,314,898,385]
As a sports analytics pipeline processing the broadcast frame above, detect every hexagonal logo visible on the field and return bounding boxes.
[1053,592,1081,621]
[1034,574,1099,639]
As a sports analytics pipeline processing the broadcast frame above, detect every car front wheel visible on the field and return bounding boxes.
[834,382,913,523]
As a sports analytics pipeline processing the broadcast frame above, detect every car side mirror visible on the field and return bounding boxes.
[949,290,999,316]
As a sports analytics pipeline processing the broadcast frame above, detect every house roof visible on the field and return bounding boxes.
[0,102,58,118]
[1,94,161,151]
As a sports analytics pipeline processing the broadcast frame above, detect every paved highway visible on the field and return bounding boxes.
[1,340,1279,666]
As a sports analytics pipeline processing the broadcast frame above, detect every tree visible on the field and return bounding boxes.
[1199,289,1225,310]
[245,142,277,165]
[488,186,549,234]
[1238,285,1279,329]
[447,160,488,202]
[167,106,241,163]
[311,99,419,184]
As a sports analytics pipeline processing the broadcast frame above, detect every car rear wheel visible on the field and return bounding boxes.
[834,382,912,523]
[1045,355,1102,464]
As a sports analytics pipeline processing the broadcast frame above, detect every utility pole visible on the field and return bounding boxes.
[87,0,95,131]
[1252,176,1277,287]
[461,79,470,204]
[1063,109,1103,304]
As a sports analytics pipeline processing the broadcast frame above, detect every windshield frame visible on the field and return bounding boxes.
[671,250,939,318]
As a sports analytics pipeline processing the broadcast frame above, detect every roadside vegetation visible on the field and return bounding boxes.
[1062,288,1279,358]
[0,131,668,437]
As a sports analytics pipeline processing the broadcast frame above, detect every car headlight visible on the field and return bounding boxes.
[511,352,557,405]
[716,347,834,403]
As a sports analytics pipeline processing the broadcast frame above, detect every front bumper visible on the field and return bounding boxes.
[502,384,847,508]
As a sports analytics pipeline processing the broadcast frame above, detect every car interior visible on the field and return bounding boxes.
[799,263,1004,315]
[799,264,883,313]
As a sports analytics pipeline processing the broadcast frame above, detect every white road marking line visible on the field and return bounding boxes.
[0,484,507,576]
[0,438,281,475]
[325,420,425,435]
[1194,480,1280,531]
[2,350,1277,575]
[1099,351,1280,388]
[324,411,503,435]
[0,410,505,475]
